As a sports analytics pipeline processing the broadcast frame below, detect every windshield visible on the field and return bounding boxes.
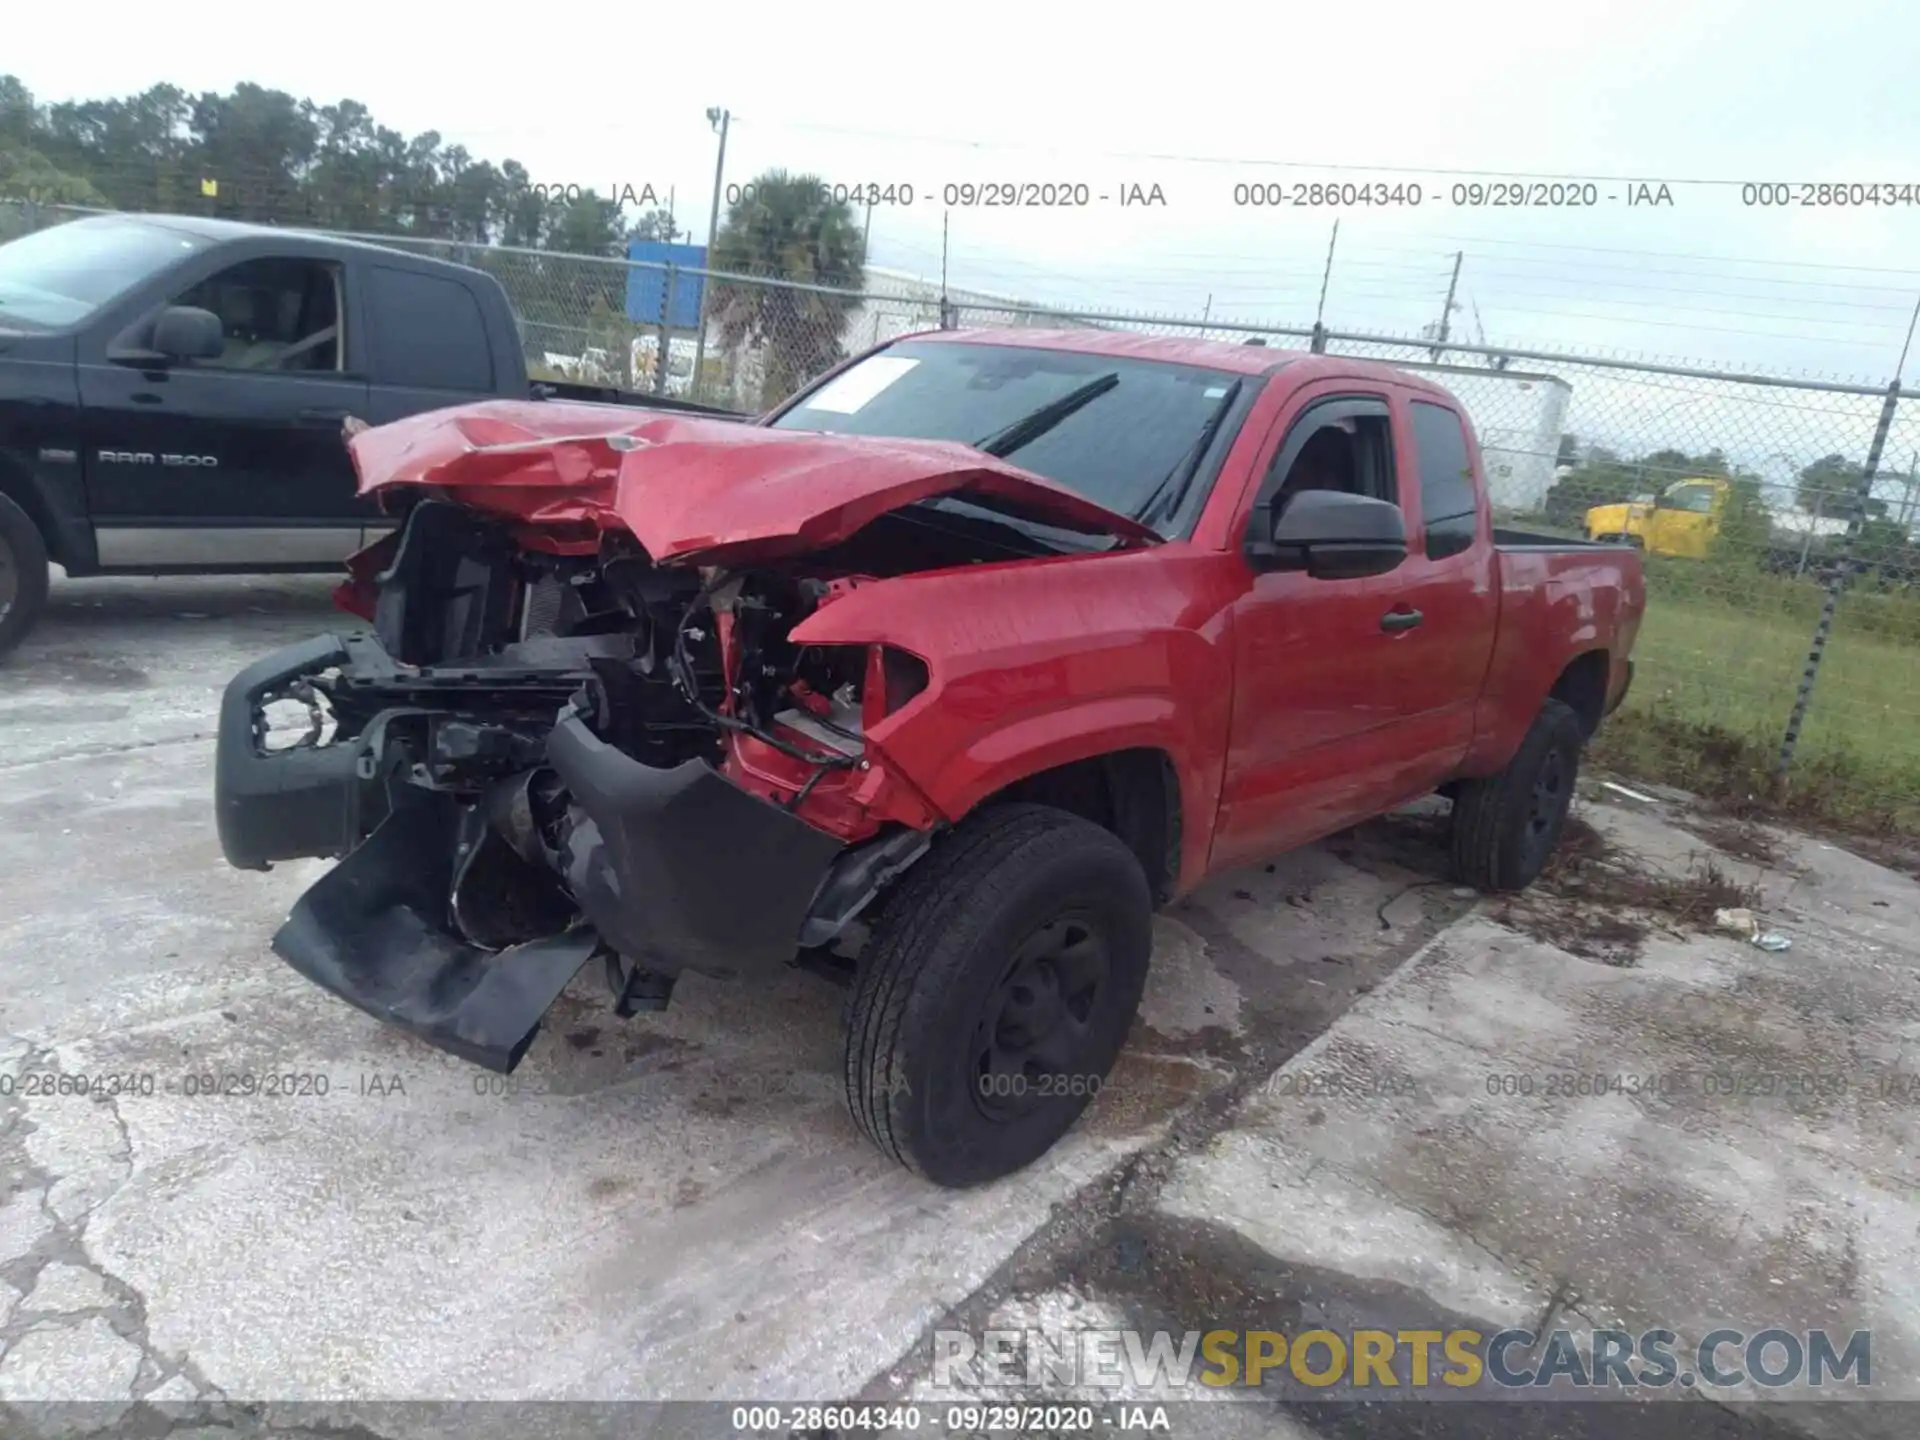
[769,340,1257,537]
[1662,481,1718,514]
[0,218,208,331]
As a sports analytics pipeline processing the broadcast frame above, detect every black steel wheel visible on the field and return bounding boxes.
[1450,698,1584,892]
[843,804,1153,1187]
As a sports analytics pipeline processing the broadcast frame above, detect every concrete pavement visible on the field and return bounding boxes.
[2,574,1914,1440]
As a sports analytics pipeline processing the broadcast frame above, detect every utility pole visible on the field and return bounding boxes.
[1429,250,1463,361]
[691,107,730,400]
[862,199,873,259]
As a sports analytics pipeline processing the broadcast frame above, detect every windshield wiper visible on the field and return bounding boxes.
[1132,379,1244,531]
[972,372,1120,459]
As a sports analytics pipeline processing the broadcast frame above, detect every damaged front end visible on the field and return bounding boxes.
[215,498,937,1071]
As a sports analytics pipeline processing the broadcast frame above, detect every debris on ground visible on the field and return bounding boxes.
[1682,811,1788,867]
[1602,780,1659,804]
[1492,811,1763,966]
[1752,931,1793,952]
[1714,906,1759,937]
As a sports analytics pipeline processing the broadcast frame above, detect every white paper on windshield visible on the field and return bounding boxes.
[801,356,920,414]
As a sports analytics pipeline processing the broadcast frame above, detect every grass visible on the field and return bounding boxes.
[1592,589,1920,839]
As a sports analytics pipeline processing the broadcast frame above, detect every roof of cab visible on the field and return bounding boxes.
[62,211,469,266]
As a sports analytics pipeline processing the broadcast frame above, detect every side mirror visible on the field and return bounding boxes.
[151,305,225,361]
[1252,490,1407,579]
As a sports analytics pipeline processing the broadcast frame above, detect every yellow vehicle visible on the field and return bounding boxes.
[1585,476,1726,558]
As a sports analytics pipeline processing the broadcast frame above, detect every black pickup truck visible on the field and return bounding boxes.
[0,211,742,657]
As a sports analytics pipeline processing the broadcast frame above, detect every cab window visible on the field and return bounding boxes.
[1410,401,1478,559]
[172,257,343,372]
[1263,402,1397,508]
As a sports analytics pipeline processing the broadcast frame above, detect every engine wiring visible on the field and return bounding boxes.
[667,572,865,775]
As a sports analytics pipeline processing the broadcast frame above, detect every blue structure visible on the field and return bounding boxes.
[626,240,707,328]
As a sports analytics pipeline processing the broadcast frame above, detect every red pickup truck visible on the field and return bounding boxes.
[214,329,1643,1187]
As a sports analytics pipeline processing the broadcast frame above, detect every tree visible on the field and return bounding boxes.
[543,191,625,257]
[0,75,40,148]
[1709,473,1773,563]
[0,72,649,257]
[629,208,681,244]
[705,170,866,407]
[0,142,108,209]
[1542,444,1639,526]
[1795,454,1884,521]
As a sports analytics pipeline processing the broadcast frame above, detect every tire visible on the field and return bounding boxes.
[1450,698,1584,893]
[0,493,51,662]
[843,803,1153,1188]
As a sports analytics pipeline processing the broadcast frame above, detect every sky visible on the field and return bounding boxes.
[14,0,1920,486]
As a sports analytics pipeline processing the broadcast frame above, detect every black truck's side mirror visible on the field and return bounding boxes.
[152,305,225,361]
[1251,490,1407,579]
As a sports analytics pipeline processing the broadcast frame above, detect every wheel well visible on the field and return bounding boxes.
[0,466,62,568]
[1549,650,1609,740]
[985,748,1181,904]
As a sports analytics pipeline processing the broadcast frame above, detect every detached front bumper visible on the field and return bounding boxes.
[214,634,850,1070]
[215,633,382,872]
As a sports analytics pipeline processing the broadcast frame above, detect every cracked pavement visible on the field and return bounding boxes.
[1,575,1915,1439]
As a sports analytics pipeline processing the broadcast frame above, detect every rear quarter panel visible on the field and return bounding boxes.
[1462,547,1645,775]
[787,544,1243,893]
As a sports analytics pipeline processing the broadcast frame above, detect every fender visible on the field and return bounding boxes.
[884,692,1214,891]
[0,449,96,573]
[1464,548,1637,775]
[786,548,1243,894]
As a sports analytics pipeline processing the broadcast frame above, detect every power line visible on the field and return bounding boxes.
[1395,230,1920,279]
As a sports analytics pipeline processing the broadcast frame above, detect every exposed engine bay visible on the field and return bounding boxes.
[214,498,975,1070]
[212,397,1165,1073]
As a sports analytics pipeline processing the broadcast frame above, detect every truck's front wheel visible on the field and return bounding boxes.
[0,493,51,662]
[1450,697,1584,892]
[843,804,1153,1187]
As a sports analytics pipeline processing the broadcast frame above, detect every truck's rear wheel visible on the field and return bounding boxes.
[0,493,51,662]
[1449,698,1583,892]
[843,804,1152,1187]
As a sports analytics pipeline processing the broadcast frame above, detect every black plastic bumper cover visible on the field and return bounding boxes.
[215,633,379,871]
[273,794,598,1072]
[546,710,847,981]
[217,634,854,1069]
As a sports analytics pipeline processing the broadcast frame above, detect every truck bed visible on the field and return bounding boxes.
[1493,525,1634,551]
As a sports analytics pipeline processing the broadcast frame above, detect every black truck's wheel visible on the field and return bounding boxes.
[843,804,1153,1187]
[1450,698,1584,892]
[0,494,51,662]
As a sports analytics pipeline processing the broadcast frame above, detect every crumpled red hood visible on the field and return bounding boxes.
[347,399,1160,564]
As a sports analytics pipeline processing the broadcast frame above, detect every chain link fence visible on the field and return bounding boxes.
[5,198,1916,827]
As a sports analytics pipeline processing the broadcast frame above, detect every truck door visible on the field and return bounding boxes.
[1374,396,1502,792]
[354,264,499,429]
[350,263,502,547]
[1648,478,1721,558]
[77,254,370,568]
[1211,389,1419,869]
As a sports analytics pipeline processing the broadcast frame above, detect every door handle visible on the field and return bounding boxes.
[296,407,349,427]
[1380,608,1424,633]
